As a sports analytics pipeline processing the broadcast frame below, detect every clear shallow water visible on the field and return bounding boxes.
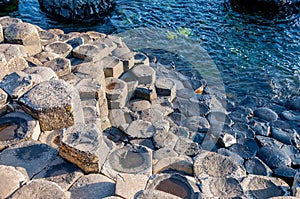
[2,0,300,106]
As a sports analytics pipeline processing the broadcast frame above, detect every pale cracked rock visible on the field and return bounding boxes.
[0,165,29,199]
[153,129,178,149]
[0,112,41,150]
[0,16,22,30]
[44,57,71,77]
[128,99,152,112]
[131,64,156,85]
[108,108,133,130]
[23,66,58,81]
[194,151,246,180]
[82,99,102,128]
[73,43,110,62]
[106,77,128,109]
[9,179,70,199]
[155,78,176,102]
[174,137,200,156]
[201,177,245,198]
[112,47,135,71]
[33,156,83,191]
[241,175,290,198]
[45,41,72,57]
[116,173,149,199]
[69,174,115,199]
[153,156,193,175]
[75,78,105,100]
[125,120,156,138]
[135,84,158,101]
[101,56,124,78]
[59,123,110,174]
[102,145,152,180]
[145,173,200,199]
[0,141,58,178]
[38,30,59,46]
[4,22,42,56]
[19,79,84,131]
[182,116,210,133]
[34,51,59,63]
[153,148,179,160]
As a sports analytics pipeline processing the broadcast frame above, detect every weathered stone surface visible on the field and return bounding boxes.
[59,123,110,174]
[131,64,156,85]
[0,24,3,43]
[130,138,155,150]
[112,47,134,71]
[0,87,7,109]
[0,16,21,30]
[38,0,115,21]
[182,116,210,133]
[116,173,149,199]
[104,127,128,143]
[23,66,58,81]
[201,177,245,198]
[135,84,158,101]
[257,145,291,169]
[194,151,246,180]
[290,96,300,111]
[45,41,72,57]
[44,57,71,77]
[274,167,297,185]
[135,190,181,199]
[0,112,41,150]
[153,156,193,175]
[241,175,290,198]
[108,108,133,130]
[25,56,43,66]
[244,157,273,176]
[155,78,176,101]
[153,129,178,149]
[0,141,57,178]
[34,51,59,63]
[39,30,58,46]
[101,56,124,78]
[217,148,244,165]
[73,44,108,62]
[106,77,128,109]
[19,79,84,131]
[281,110,300,121]
[254,107,278,121]
[134,52,150,66]
[0,165,29,199]
[9,179,70,199]
[102,145,152,180]
[151,97,174,116]
[4,22,42,56]
[69,174,115,198]
[146,173,200,199]
[153,148,178,160]
[140,108,164,124]
[229,138,259,159]
[75,78,104,100]
[33,156,83,190]
[125,120,155,138]
[174,137,200,156]
[128,99,151,112]
[271,127,299,146]
[66,36,84,49]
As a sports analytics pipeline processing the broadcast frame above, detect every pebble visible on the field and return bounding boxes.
[254,107,278,122]
[244,157,273,176]
[257,146,292,169]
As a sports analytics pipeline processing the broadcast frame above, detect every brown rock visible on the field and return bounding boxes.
[0,24,3,43]
[19,79,84,131]
[0,16,22,30]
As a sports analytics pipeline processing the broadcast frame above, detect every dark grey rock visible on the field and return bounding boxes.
[292,172,300,197]
[250,121,271,136]
[135,84,157,101]
[0,16,22,30]
[39,30,59,46]
[254,107,278,122]
[174,137,200,157]
[0,141,58,178]
[182,116,210,133]
[244,157,273,176]
[290,96,300,111]
[44,57,71,77]
[217,148,244,165]
[274,167,297,185]
[125,120,155,139]
[271,127,299,146]
[257,146,291,169]
[45,41,72,57]
[38,0,115,21]
[229,138,259,159]
[281,110,300,121]
[256,135,284,148]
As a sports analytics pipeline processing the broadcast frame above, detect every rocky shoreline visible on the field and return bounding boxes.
[0,16,299,198]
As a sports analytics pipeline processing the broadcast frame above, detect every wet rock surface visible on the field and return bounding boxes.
[0,17,299,198]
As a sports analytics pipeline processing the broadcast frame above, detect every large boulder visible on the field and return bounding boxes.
[38,0,115,21]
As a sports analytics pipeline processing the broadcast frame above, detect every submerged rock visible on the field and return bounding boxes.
[38,0,115,21]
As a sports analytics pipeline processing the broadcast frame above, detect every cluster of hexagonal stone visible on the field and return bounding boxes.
[0,17,300,199]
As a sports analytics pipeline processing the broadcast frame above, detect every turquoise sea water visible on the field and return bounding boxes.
[2,0,300,106]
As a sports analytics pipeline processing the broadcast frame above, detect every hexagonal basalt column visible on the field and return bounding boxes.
[101,56,124,78]
[19,79,84,131]
[102,145,152,180]
[112,47,135,71]
[131,64,156,85]
[0,112,41,150]
[59,124,110,174]
[44,57,71,77]
[4,22,42,56]
[105,77,128,109]
[45,41,72,57]
[155,78,176,102]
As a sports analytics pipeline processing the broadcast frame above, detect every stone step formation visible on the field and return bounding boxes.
[0,16,299,198]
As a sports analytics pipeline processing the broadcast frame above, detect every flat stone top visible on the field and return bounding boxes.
[5,22,38,40]
[19,79,77,110]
